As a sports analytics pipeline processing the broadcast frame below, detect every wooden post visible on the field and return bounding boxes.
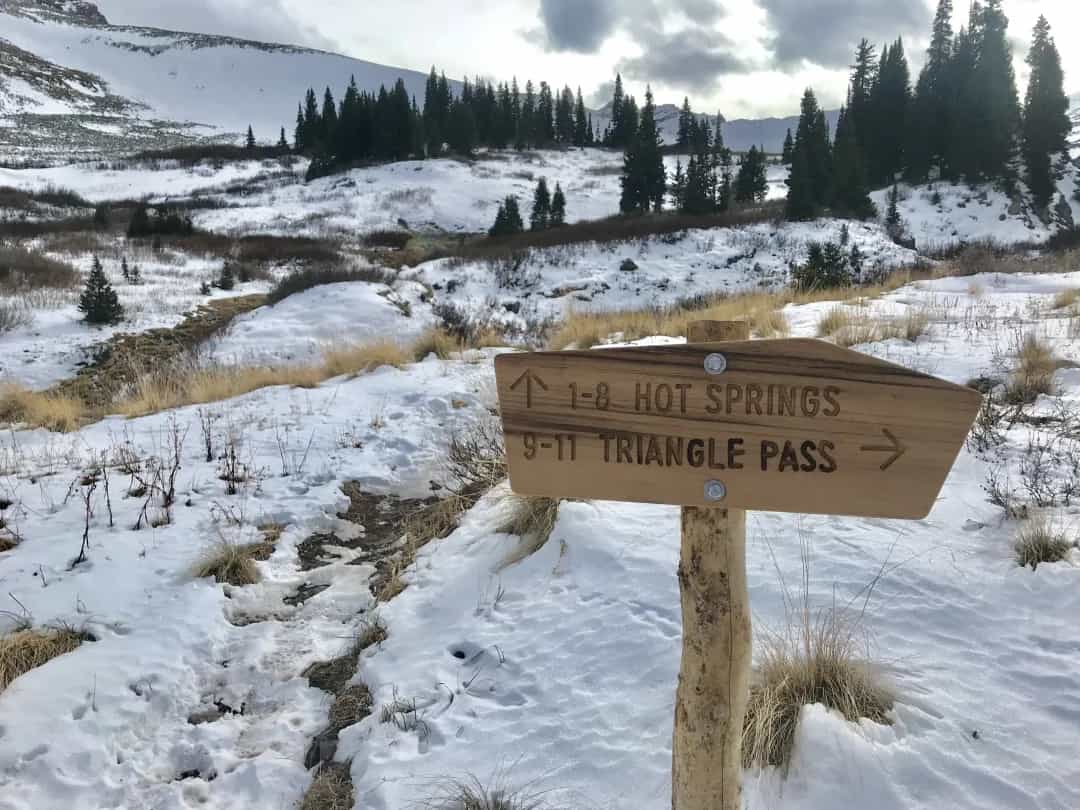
[672,320,752,810]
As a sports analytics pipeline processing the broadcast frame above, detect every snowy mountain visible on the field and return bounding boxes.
[591,101,840,154]
[0,0,452,161]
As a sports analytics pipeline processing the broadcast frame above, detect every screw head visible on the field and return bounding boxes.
[704,480,727,502]
[704,353,728,375]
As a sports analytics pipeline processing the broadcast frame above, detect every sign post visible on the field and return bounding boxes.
[493,322,981,810]
[672,320,751,810]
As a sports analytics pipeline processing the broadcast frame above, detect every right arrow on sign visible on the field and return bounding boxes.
[860,428,906,471]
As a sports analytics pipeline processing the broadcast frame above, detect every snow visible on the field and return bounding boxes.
[207,280,432,366]
[411,219,918,335]
[3,266,1080,809]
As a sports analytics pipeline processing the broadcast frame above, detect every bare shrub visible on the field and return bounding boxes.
[0,299,33,332]
[0,626,90,692]
[0,245,80,292]
[1014,518,1074,569]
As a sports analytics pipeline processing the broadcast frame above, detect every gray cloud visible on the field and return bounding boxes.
[757,0,930,69]
[618,28,751,92]
[93,0,340,52]
[537,0,620,52]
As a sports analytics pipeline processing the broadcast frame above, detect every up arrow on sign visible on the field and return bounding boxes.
[494,335,981,519]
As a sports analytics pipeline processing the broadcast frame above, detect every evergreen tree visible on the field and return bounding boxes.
[848,39,878,161]
[537,82,556,144]
[868,38,911,185]
[294,104,306,152]
[121,257,130,282]
[717,148,734,211]
[320,87,338,148]
[946,16,980,180]
[215,263,235,291]
[573,88,589,147]
[128,263,141,285]
[608,73,625,147]
[1022,15,1070,208]
[971,0,1020,179]
[277,127,288,150]
[910,0,954,179]
[786,88,832,219]
[619,87,665,214]
[489,196,524,237]
[677,97,694,151]
[556,86,575,144]
[671,158,687,209]
[245,125,256,150]
[550,183,566,226]
[79,256,124,325]
[830,107,876,219]
[530,178,552,230]
[781,129,794,164]
[885,183,902,227]
[446,99,477,155]
[735,146,768,203]
[520,81,538,148]
[303,89,320,144]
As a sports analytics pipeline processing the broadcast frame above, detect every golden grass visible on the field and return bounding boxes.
[0,384,85,432]
[743,604,893,770]
[412,327,459,361]
[193,540,274,586]
[547,268,937,351]
[818,306,930,347]
[497,495,561,570]
[1004,334,1058,405]
[321,340,410,379]
[300,763,354,810]
[0,627,87,692]
[1052,287,1080,310]
[1014,518,1074,569]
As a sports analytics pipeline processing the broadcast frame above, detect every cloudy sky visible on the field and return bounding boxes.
[96,0,1078,119]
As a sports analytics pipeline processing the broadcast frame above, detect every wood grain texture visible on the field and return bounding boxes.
[494,338,982,518]
[673,320,750,810]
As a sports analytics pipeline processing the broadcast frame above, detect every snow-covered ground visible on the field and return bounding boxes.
[872,161,1080,251]
[412,218,917,335]
[2,267,1080,809]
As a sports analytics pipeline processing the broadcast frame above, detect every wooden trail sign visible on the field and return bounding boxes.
[494,336,981,519]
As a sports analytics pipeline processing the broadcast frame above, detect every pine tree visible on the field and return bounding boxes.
[277,127,288,150]
[946,16,980,180]
[216,263,235,291]
[447,99,477,155]
[608,73,625,148]
[971,0,1020,179]
[556,86,575,144]
[1022,15,1070,208]
[320,88,338,148]
[79,256,124,325]
[830,107,876,219]
[121,257,130,282]
[735,146,768,204]
[848,39,878,161]
[868,38,911,185]
[677,97,694,151]
[489,196,524,237]
[786,88,832,219]
[781,129,794,164]
[303,89,320,151]
[294,104,306,153]
[910,0,954,179]
[619,87,665,214]
[245,125,256,151]
[671,158,687,210]
[885,183,903,228]
[573,88,589,147]
[530,178,552,230]
[550,183,566,226]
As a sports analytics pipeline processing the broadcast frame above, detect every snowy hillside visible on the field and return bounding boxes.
[0,0,455,161]
[1069,94,1079,158]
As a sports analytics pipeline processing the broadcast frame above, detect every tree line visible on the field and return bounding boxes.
[784,1,1070,221]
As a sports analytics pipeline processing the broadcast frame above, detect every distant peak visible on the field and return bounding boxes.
[0,0,108,26]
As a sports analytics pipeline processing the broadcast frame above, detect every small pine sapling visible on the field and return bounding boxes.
[78,256,124,325]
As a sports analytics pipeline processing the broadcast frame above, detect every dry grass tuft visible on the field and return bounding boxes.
[0,384,85,432]
[1052,287,1080,310]
[497,495,561,570]
[419,773,554,810]
[412,327,459,361]
[743,568,893,770]
[0,627,89,692]
[321,340,410,379]
[193,540,273,586]
[300,762,354,810]
[1003,334,1058,405]
[1014,518,1074,569]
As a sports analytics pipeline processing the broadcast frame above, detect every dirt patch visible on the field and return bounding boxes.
[49,294,266,410]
